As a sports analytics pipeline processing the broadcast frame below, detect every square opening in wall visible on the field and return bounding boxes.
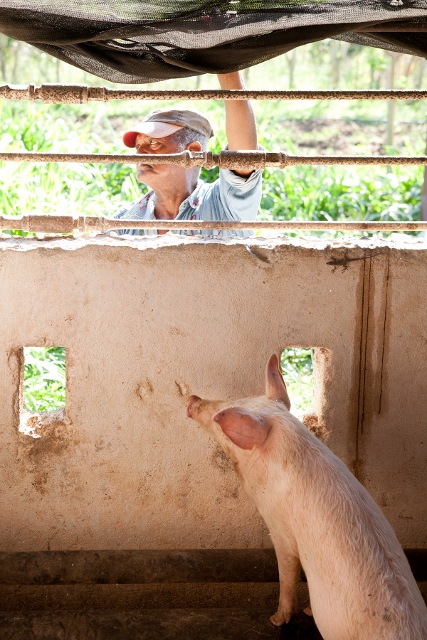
[281,348,313,414]
[22,347,66,413]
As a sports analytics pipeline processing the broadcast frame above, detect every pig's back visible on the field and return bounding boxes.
[292,435,427,639]
[305,531,427,640]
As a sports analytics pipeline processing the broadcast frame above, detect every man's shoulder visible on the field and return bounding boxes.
[197,166,263,195]
[113,191,153,219]
[225,167,262,181]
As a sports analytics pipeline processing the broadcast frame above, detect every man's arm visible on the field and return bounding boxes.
[217,71,258,178]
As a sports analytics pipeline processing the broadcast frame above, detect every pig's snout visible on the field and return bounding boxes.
[186,395,201,418]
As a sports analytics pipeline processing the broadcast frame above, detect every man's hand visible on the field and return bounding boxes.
[217,71,258,178]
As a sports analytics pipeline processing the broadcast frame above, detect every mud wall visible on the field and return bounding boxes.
[0,235,426,551]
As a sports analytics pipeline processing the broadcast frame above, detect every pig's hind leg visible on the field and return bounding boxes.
[270,551,301,626]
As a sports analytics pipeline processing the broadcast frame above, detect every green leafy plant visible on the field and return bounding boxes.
[23,347,66,413]
[281,348,314,413]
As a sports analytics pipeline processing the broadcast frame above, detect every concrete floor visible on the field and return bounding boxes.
[0,549,425,639]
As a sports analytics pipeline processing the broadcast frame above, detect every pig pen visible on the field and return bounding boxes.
[0,233,426,639]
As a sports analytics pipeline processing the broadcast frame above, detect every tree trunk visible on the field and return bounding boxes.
[11,41,20,82]
[416,59,426,89]
[0,35,9,81]
[331,40,339,87]
[421,131,427,222]
[404,56,415,83]
[56,58,61,83]
[286,49,297,89]
[386,52,400,147]
[421,167,427,221]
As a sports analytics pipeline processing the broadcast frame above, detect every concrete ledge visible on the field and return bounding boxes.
[0,609,322,640]
[0,583,284,611]
[0,550,425,612]
[0,549,426,585]
[0,549,279,585]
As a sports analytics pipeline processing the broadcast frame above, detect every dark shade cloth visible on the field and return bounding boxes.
[0,1,426,83]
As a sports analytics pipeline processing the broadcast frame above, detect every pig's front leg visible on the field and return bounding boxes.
[270,548,301,626]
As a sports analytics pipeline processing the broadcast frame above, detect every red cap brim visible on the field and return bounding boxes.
[123,130,138,148]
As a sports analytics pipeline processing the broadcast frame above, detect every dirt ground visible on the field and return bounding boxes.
[278,118,426,156]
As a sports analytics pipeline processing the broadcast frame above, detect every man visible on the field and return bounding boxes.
[112,72,261,237]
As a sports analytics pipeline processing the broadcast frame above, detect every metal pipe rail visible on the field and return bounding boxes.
[1,85,427,103]
[1,150,427,169]
[1,215,426,234]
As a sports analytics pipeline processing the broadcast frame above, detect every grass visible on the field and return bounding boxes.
[260,164,422,225]
[0,102,142,233]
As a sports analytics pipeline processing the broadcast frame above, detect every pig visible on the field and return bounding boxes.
[186,354,427,640]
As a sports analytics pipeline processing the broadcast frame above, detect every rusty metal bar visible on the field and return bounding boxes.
[1,215,426,234]
[1,150,427,168]
[2,85,427,103]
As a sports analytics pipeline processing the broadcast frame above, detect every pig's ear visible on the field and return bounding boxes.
[213,407,269,450]
[265,354,291,409]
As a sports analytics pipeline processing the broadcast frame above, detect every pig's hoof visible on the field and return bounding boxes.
[269,610,289,627]
[303,606,313,617]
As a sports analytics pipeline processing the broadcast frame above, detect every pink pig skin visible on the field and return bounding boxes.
[186,354,427,640]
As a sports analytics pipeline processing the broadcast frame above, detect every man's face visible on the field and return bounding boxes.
[135,132,182,186]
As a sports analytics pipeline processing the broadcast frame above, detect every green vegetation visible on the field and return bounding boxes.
[260,164,422,230]
[0,100,423,239]
[0,101,142,233]
[1,38,425,237]
[23,347,66,413]
[281,348,314,413]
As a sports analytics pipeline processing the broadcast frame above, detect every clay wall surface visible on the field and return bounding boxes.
[0,235,426,551]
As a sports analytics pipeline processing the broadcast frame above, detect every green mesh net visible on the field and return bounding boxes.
[0,1,426,83]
